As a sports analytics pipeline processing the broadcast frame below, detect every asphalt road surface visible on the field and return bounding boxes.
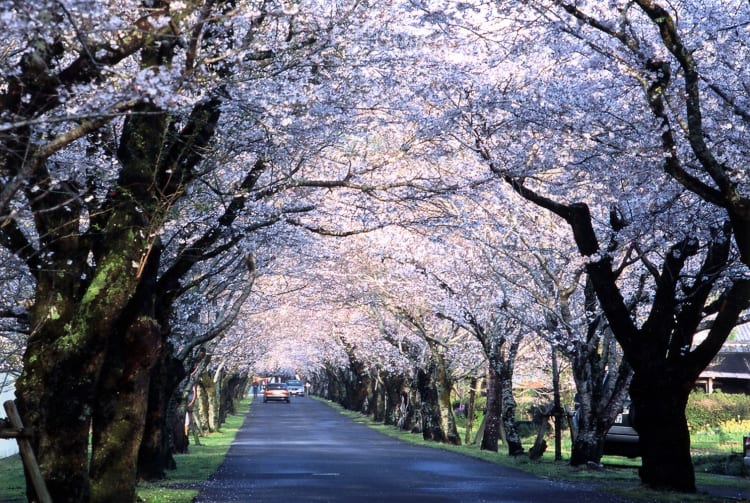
[194,396,628,503]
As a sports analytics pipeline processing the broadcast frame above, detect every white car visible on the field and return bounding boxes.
[285,379,305,396]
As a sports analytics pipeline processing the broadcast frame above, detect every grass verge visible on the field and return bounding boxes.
[137,397,251,503]
[0,398,250,503]
[320,398,750,503]
[0,452,25,502]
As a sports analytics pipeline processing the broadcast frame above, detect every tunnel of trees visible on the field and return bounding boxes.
[0,1,748,501]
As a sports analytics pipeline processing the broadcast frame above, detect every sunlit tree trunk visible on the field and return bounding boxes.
[568,278,633,467]
[434,350,460,445]
[569,335,632,466]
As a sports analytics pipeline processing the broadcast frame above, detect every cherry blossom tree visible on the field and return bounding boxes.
[427,0,750,492]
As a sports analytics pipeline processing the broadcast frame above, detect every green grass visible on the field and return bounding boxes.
[0,398,251,503]
[0,453,25,502]
[137,397,251,503]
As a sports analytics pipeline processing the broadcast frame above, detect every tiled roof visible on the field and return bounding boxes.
[698,324,750,378]
[734,323,750,343]
[703,352,750,377]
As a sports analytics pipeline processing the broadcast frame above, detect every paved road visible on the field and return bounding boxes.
[195,396,628,503]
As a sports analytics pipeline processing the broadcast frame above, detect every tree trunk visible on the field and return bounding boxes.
[464,377,478,445]
[16,200,159,502]
[480,366,501,452]
[15,339,96,502]
[550,345,563,461]
[398,384,419,432]
[434,352,460,445]
[415,364,444,441]
[371,378,385,422]
[415,357,460,445]
[219,371,242,425]
[207,381,219,433]
[499,364,524,456]
[137,347,186,480]
[568,279,633,467]
[630,371,694,492]
[569,355,631,467]
[383,374,404,426]
[198,375,213,434]
[90,318,161,503]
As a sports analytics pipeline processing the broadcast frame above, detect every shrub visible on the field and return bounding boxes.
[687,391,750,432]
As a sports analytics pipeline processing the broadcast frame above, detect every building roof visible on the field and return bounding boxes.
[702,352,750,378]
[698,323,750,380]
[733,323,750,343]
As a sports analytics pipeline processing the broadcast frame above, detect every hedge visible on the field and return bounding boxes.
[687,391,750,432]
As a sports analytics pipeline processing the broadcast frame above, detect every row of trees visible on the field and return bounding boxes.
[0,1,748,501]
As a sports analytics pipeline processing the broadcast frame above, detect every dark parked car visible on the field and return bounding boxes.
[263,382,290,403]
[286,379,305,396]
[603,400,639,458]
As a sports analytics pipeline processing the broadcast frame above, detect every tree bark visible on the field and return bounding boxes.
[480,365,501,452]
[16,195,159,502]
[90,318,161,503]
[630,371,693,491]
[137,346,186,480]
[498,361,524,456]
[199,373,217,433]
[464,377,478,445]
[383,373,405,426]
[415,363,445,442]
[371,377,385,422]
[415,355,460,445]
[569,345,632,466]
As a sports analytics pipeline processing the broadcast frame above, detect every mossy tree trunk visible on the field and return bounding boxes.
[7,11,225,501]
[15,186,165,502]
[415,350,460,445]
[382,373,405,426]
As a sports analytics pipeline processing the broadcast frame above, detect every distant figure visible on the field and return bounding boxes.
[252,382,259,399]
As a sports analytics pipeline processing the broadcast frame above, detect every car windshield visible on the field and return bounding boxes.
[287,380,302,386]
[267,383,286,390]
